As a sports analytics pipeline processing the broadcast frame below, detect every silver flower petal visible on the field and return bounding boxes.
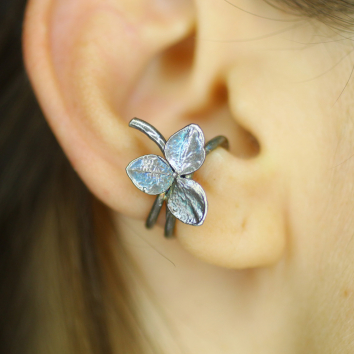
[167,177,207,226]
[164,124,206,176]
[126,154,174,195]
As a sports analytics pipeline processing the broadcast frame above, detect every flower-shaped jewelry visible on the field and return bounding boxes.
[126,118,228,237]
[127,122,207,225]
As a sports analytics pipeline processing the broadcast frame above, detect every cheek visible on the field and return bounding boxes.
[280,45,354,264]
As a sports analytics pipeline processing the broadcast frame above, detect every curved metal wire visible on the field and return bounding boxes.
[129,118,166,154]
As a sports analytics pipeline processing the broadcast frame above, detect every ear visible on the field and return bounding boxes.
[23,0,286,269]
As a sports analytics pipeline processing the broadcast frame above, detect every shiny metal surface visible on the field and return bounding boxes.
[165,124,205,175]
[205,136,229,156]
[167,177,207,226]
[126,155,174,195]
[126,118,229,237]
[129,118,166,154]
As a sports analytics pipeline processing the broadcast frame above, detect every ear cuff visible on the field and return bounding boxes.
[126,118,229,237]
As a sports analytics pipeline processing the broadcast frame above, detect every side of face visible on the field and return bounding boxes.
[23,0,354,349]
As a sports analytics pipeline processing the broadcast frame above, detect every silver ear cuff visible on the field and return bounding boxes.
[126,118,229,238]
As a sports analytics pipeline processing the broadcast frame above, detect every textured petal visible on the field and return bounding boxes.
[126,155,174,195]
[165,124,205,175]
[167,177,207,226]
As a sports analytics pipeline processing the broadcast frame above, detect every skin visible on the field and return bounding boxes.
[23,0,354,352]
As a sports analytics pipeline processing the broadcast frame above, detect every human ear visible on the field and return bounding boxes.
[23,0,286,269]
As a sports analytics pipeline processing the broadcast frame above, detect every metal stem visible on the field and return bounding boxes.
[129,118,166,154]
[146,193,165,229]
[205,136,229,156]
[164,208,177,238]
